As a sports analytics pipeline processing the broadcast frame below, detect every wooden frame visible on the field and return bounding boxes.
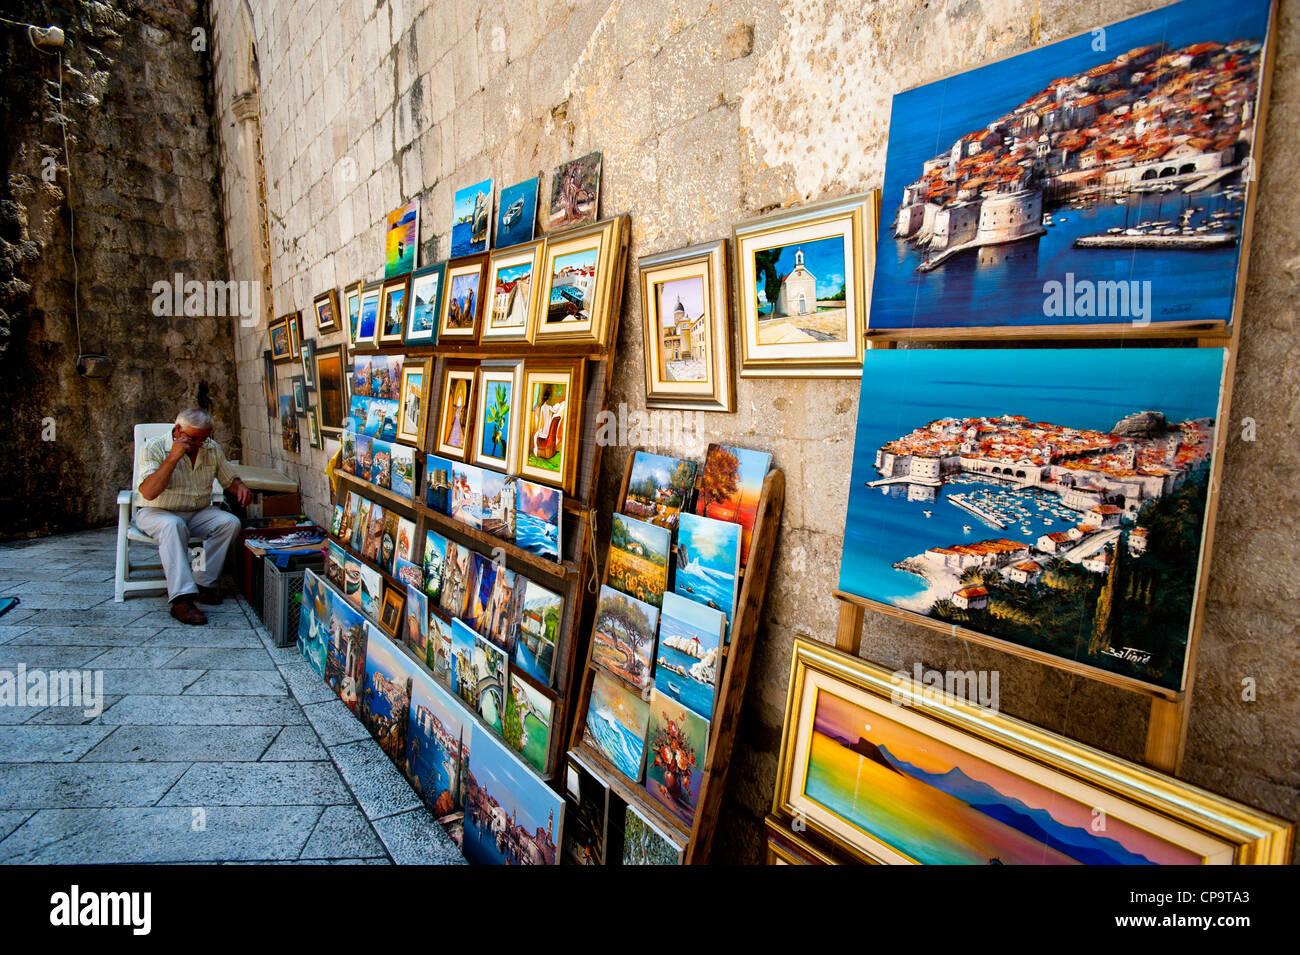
[291,375,307,415]
[764,815,842,865]
[471,360,523,474]
[378,584,405,638]
[378,273,411,346]
[516,360,584,494]
[344,280,363,345]
[300,338,317,390]
[306,408,323,449]
[313,288,340,334]
[534,216,623,347]
[269,316,293,364]
[314,344,347,436]
[638,239,735,412]
[396,360,429,449]
[733,192,875,377]
[481,238,545,344]
[439,254,488,342]
[286,311,302,360]
[773,636,1293,865]
[353,280,383,351]
[405,262,445,346]
[434,361,478,462]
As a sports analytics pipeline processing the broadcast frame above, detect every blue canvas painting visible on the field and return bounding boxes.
[404,666,471,822]
[360,626,412,762]
[463,728,563,865]
[653,591,726,720]
[452,178,493,257]
[297,569,329,679]
[673,512,741,626]
[496,176,539,248]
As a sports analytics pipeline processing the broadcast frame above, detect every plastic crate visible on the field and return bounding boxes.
[262,557,323,647]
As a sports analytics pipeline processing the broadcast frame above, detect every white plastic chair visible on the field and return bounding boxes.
[113,423,225,601]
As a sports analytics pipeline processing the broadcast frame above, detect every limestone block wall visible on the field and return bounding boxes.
[212,0,1300,862]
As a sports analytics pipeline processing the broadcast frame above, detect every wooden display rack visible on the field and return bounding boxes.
[567,449,785,864]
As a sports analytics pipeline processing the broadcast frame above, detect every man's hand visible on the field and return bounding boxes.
[168,426,205,460]
[231,479,253,508]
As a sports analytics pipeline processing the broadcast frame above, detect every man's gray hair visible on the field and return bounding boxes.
[176,407,215,430]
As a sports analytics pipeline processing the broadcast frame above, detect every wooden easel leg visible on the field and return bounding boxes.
[1144,696,1187,775]
[835,600,865,655]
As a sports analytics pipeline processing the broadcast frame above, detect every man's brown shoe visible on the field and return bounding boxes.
[196,585,223,606]
[170,598,208,626]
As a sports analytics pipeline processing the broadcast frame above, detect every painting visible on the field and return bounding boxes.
[452,178,493,257]
[327,540,346,591]
[306,408,322,449]
[515,479,562,563]
[359,625,412,764]
[404,665,471,830]
[315,344,346,435]
[262,349,276,420]
[325,588,369,712]
[512,578,562,687]
[291,376,307,414]
[269,317,293,363]
[353,434,373,483]
[591,584,660,690]
[472,634,509,734]
[693,443,771,568]
[464,552,498,634]
[313,288,340,333]
[349,498,369,552]
[395,517,417,571]
[344,281,362,344]
[473,362,522,472]
[385,199,419,278]
[563,754,609,865]
[402,584,428,662]
[390,443,416,499]
[534,216,623,345]
[394,556,423,592]
[653,591,726,719]
[624,451,697,530]
[439,542,473,620]
[369,439,391,489]
[450,461,483,530]
[608,513,671,608]
[279,395,300,453]
[643,687,710,826]
[429,611,454,684]
[378,273,410,345]
[422,530,448,602]
[496,176,539,248]
[481,469,516,542]
[287,312,301,359]
[870,0,1276,338]
[354,280,382,350]
[583,670,650,782]
[776,637,1293,864]
[623,803,685,865]
[297,568,329,679]
[483,565,522,652]
[504,673,553,774]
[463,728,563,865]
[405,262,444,345]
[397,361,427,448]
[425,454,453,514]
[674,512,741,626]
[838,347,1228,693]
[435,363,477,460]
[359,564,384,623]
[357,396,399,440]
[517,362,583,492]
[638,240,734,411]
[300,339,317,390]
[482,241,544,343]
[448,617,478,706]
[733,193,874,376]
[547,151,601,231]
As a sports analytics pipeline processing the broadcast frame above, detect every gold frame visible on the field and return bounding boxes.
[439,254,487,342]
[344,280,363,345]
[471,360,523,474]
[774,637,1293,865]
[481,239,545,343]
[396,360,429,449]
[638,239,734,412]
[515,360,585,494]
[434,362,478,462]
[733,192,877,378]
[378,585,405,638]
[378,273,411,346]
[268,317,293,364]
[534,216,623,347]
[286,311,301,360]
[313,288,340,334]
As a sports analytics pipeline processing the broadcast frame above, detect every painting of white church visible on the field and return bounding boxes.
[752,234,849,345]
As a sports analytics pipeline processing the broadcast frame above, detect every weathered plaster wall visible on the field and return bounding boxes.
[0,0,239,536]
[212,0,1300,862]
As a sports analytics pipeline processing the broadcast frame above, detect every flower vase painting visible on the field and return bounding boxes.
[643,688,710,827]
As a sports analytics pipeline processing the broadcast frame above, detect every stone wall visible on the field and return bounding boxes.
[0,0,238,537]
[211,0,1300,862]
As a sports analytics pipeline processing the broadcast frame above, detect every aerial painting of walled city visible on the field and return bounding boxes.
[871,0,1272,331]
[838,348,1226,691]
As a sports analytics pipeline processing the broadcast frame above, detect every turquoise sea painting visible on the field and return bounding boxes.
[673,512,740,626]
[583,671,650,782]
[653,591,725,719]
[405,666,470,823]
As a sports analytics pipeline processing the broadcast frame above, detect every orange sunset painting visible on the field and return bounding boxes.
[804,690,1200,865]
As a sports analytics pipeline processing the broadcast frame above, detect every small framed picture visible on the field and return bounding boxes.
[534,216,623,347]
[287,311,302,359]
[638,239,734,412]
[397,360,429,449]
[313,288,340,334]
[269,318,293,364]
[438,254,487,342]
[379,585,405,638]
[517,360,584,493]
[300,338,317,390]
[405,262,445,346]
[482,239,544,344]
[314,344,347,435]
[291,375,308,415]
[344,280,363,344]
[306,408,323,449]
[435,362,478,462]
[472,360,522,473]
[353,280,383,351]
[378,273,410,346]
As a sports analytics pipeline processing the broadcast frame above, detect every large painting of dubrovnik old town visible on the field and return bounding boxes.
[837,347,1227,692]
[870,0,1275,335]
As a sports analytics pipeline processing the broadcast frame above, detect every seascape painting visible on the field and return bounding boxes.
[653,591,725,719]
[496,176,539,248]
[359,626,412,762]
[385,200,419,278]
[583,670,650,782]
[405,666,471,830]
[463,729,563,866]
[452,178,493,257]
[515,479,561,562]
[673,512,741,627]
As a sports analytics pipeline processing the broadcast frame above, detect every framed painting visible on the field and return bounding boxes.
[313,288,340,334]
[435,362,478,462]
[286,311,302,360]
[306,408,323,449]
[482,239,544,343]
[534,216,623,347]
[378,585,405,639]
[314,344,347,435]
[775,637,1293,865]
[547,151,601,232]
[344,280,363,345]
[438,254,487,342]
[300,338,317,390]
[261,349,276,420]
[837,347,1232,694]
[638,239,734,411]
[452,178,493,257]
[353,280,383,351]
[496,175,539,248]
[385,199,419,278]
[405,262,445,346]
[869,0,1277,339]
[291,375,307,415]
[733,192,874,377]
[378,273,410,346]
[397,360,428,448]
[269,317,293,364]
[516,360,584,493]
[472,360,522,473]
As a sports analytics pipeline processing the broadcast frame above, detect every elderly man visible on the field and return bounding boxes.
[136,408,252,625]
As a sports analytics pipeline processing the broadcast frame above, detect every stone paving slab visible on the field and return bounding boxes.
[0,762,189,810]
[100,668,206,696]
[81,724,281,762]
[0,725,116,762]
[98,694,308,726]
[8,594,113,611]
[278,661,339,705]
[84,646,185,668]
[22,697,123,725]
[0,625,32,644]
[374,807,469,865]
[0,810,33,841]
[298,805,389,859]
[0,645,112,668]
[144,628,266,649]
[9,609,149,629]
[260,725,329,761]
[181,669,287,696]
[158,761,354,807]
[302,699,370,746]
[161,647,276,670]
[328,739,423,821]
[4,627,163,647]
[0,806,324,864]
